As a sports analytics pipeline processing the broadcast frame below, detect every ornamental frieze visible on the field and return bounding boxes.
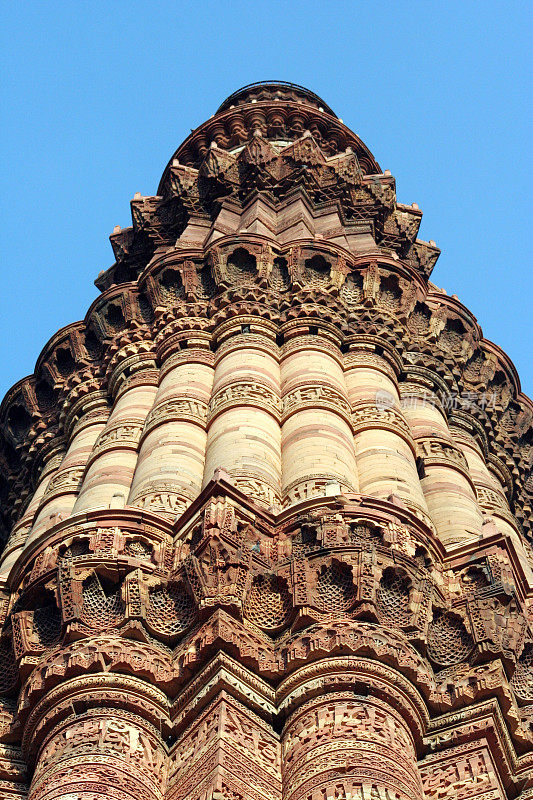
[0,82,531,798]
[40,466,85,501]
[208,380,282,422]
[282,474,357,506]
[89,422,144,460]
[142,396,209,434]
[417,436,470,472]
[282,383,351,421]
[351,400,413,438]
[133,488,192,518]
[231,474,282,510]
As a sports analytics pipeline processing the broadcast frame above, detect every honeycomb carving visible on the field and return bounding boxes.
[340,271,363,306]
[408,303,431,338]
[81,575,125,631]
[32,604,62,648]
[376,570,411,626]
[244,574,292,630]
[439,317,466,353]
[379,277,402,313]
[270,258,290,291]
[511,645,533,701]
[63,540,90,559]
[316,561,355,612]
[291,526,320,558]
[460,565,489,596]
[226,248,256,284]
[159,268,184,305]
[125,539,153,560]
[146,582,195,637]
[304,255,330,288]
[349,523,382,546]
[0,635,17,693]
[0,82,530,799]
[427,610,473,667]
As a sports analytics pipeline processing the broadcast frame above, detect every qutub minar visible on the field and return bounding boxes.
[0,81,532,800]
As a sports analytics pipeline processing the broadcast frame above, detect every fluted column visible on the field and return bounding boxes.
[128,338,214,519]
[345,347,430,520]
[29,390,110,537]
[451,419,533,580]
[203,321,282,510]
[0,441,65,580]
[24,674,169,800]
[73,358,158,513]
[401,381,483,548]
[451,423,516,535]
[281,332,358,506]
[279,660,425,800]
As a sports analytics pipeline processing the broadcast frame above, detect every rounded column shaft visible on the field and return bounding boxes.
[203,330,282,509]
[128,349,214,518]
[25,675,169,800]
[281,336,358,506]
[401,384,483,548]
[454,425,533,580]
[73,369,158,513]
[345,351,429,518]
[283,696,422,800]
[0,447,64,579]
[30,393,109,537]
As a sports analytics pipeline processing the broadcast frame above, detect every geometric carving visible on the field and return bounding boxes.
[124,538,153,561]
[511,644,533,702]
[243,574,292,631]
[420,741,506,800]
[427,610,474,667]
[376,568,411,627]
[145,582,195,640]
[0,81,531,799]
[0,636,17,694]
[81,573,125,631]
[315,560,355,612]
[31,605,62,649]
[281,690,424,800]
[168,693,281,800]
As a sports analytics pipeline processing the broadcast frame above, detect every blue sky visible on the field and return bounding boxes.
[1,1,531,399]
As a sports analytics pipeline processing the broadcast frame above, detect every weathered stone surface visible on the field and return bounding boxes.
[0,81,531,798]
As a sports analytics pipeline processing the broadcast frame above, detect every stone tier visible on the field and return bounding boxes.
[0,83,531,799]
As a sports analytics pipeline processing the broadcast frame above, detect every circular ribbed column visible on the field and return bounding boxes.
[30,390,110,536]
[281,332,358,506]
[128,337,214,518]
[23,674,169,800]
[401,381,483,548]
[203,321,282,509]
[451,419,533,579]
[452,423,517,535]
[278,659,426,800]
[73,359,158,513]
[20,449,65,528]
[0,442,65,579]
[345,347,430,520]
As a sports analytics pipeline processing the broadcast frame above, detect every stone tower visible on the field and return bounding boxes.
[0,81,532,800]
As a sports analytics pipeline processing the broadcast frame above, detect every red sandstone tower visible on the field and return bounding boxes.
[0,81,532,799]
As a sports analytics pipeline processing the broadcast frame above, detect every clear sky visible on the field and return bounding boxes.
[1,1,531,401]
